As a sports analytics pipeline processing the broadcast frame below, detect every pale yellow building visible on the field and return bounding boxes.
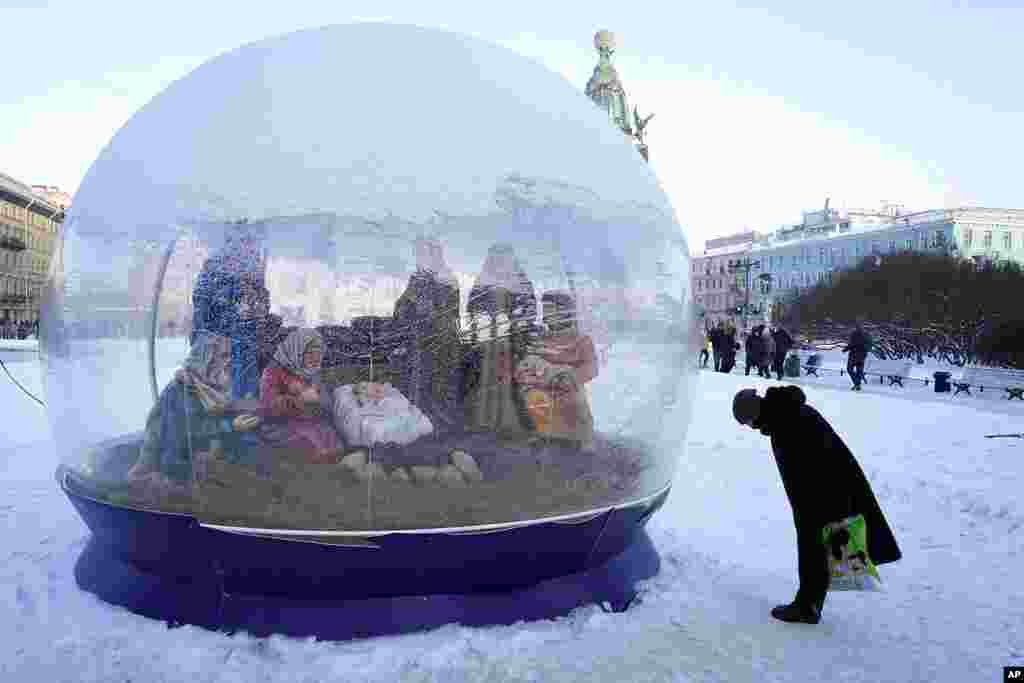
[1,172,66,323]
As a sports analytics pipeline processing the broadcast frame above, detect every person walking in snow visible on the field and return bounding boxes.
[842,322,873,391]
[759,327,775,378]
[719,324,739,373]
[699,333,711,369]
[732,385,901,624]
[770,326,794,381]
[744,326,765,377]
[709,323,723,372]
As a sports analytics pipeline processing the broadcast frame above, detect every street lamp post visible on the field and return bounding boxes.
[727,257,761,332]
[757,272,773,324]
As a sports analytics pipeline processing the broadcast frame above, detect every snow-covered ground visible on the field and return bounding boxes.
[2,347,1023,682]
[0,338,38,352]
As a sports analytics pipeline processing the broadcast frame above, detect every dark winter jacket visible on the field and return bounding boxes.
[771,328,794,357]
[755,385,902,565]
[745,327,767,364]
[844,328,873,361]
[709,328,723,353]
[720,331,739,370]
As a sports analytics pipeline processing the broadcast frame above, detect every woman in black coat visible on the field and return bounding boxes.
[733,385,901,624]
[745,325,767,376]
[719,326,740,373]
[770,327,794,380]
[708,325,723,372]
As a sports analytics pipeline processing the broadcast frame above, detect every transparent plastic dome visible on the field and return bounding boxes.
[41,23,696,534]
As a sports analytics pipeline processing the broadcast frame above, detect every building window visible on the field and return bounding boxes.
[1003,232,1012,250]
[889,240,897,252]
[819,248,826,264]
[984,231,993,249]
[964,229,973,248]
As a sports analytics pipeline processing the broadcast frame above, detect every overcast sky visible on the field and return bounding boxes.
[3,0,1021,253]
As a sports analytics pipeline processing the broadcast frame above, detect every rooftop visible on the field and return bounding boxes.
[695,206,1024,257]
[0,171,65,215]
[700,242,755,258]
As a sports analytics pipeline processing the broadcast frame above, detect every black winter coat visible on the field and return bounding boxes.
[756,385,902,565]
[771,328,793,356]
[709,328,723,353]
[745,327,766,364]
[845,328,873,361]
[720,334,738,362]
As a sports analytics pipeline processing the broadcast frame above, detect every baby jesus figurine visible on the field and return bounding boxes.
[331,381,434,447]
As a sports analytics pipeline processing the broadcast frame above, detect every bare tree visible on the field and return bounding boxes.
[782,251,1024,367]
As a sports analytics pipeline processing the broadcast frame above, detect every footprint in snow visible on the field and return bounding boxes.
[16,583,35,616]
[46,569,59,600]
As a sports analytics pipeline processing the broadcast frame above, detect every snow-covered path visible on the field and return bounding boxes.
[2,351,1022,682]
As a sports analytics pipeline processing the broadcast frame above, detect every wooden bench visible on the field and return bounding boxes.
[865,358,915,388]
[952,366,1024,400]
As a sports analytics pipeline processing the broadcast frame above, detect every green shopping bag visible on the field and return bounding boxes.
[822,514,883,592]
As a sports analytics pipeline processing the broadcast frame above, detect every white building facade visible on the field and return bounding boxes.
[690,205,1024,332]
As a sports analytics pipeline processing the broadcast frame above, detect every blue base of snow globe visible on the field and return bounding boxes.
[59,465,667,639]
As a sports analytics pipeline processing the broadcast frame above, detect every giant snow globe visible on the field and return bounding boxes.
[41,23,696,598]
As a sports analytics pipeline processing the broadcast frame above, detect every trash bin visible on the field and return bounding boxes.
[784,353,801,378]
[933,371,952,393]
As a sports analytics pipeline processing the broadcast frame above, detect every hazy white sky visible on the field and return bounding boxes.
[3,0,1022,253]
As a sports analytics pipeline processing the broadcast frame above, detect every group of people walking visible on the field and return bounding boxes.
[744,324,794,380]
[700,322,794,381]
[700,322,740,373]
[701,320,877,392]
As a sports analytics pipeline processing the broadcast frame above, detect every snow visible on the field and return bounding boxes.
[0,339,38,352]
[700,243,754,258]
[4,346,1023,682]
